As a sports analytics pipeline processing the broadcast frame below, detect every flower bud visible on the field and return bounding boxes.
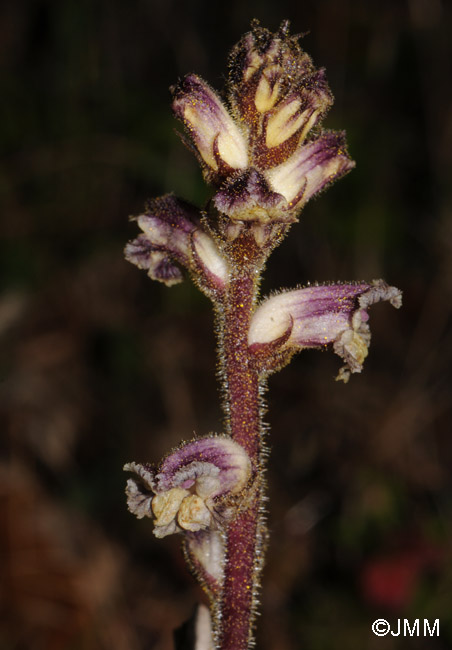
[228,21,333,170]
[254,64,282,113]
[228,21,313,122]
[191,230,230,288]
[248,280,402,381]
[213,168,287,223]
[263,70,331,146]
[265,97,305,149]
[171,74,248,179]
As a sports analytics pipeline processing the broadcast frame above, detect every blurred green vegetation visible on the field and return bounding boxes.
[1,1,451,649]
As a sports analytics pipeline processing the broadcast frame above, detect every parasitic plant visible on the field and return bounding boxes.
[124,20,401,650]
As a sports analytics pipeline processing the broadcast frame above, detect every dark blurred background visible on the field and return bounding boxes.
[1,1,451,649]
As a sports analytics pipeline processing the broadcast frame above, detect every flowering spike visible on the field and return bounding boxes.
[123,21,402,650]
[248,280,402,380]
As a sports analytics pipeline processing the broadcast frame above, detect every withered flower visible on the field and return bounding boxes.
[125,436,252,538]
[125,436,253,599]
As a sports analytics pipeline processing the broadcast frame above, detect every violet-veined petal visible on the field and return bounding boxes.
[248,280,402,380]
[157,436,251,497]
[266,131,355,211]
[124,436,252,538]
[172,74,248,175]
[125,194,228,290]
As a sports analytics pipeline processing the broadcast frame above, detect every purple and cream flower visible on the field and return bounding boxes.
[125,436,253,595]
[266,131,354,211]
[248,280,402,381]
[124,436,252,538]
[124,194,228,291]
[171,74,249,181]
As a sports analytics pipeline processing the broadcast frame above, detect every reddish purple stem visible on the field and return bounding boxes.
[217,249,266,649]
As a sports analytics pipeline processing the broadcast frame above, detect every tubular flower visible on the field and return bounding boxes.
[125,437,253,596]
[170,20,354,232]
[124,194,228,293]
[266,131,353,211]
[248,280,402,381]
[171,74,249,180]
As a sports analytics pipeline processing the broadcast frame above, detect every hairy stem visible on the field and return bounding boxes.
[216,238,266,649]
